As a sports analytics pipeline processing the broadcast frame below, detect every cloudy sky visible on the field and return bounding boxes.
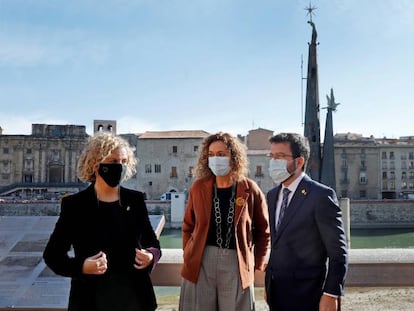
[0,0,413,138]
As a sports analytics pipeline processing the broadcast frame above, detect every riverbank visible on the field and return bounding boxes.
[155,287,414,311]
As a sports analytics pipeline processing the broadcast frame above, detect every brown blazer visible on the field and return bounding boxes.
[181,177,270,289]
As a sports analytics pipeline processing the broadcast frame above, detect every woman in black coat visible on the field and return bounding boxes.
[43,132,161,311]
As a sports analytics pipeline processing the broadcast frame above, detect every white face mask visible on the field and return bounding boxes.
[208,156,231,176]
[269,159,292,184]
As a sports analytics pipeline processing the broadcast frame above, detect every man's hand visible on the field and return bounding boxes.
[319,294,339,311]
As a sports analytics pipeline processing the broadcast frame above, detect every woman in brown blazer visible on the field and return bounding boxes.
[179,132,270,311]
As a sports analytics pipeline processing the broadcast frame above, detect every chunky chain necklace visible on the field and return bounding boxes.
[213,182,236,249]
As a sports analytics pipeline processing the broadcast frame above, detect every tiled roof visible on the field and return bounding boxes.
[138,130,210,139]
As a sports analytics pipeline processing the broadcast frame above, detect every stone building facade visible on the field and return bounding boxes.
[334,133,414,200]
[124,130,210,199]
[1,122,414,201]
[334,133,381,200]
[122,128,275,199]
[0,124,88,198]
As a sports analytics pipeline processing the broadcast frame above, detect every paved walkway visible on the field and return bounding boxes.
[155,287,414,310]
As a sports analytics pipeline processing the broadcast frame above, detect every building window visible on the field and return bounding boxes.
[390,181,396,190]
[50,150,61,162]
[188,166,194,178]
[26,148,32,154]
[24,159,33,171]
[359,172,367,184]
[154,164,161,173]
[170,166,178,178]
[401,181,407,189]
[193,146,199,152]
[172,146,178,154]
[409,182,414,189]
[389,151,395,160]
[410,171,414,179]
[340,171,348,184]
[359,190,366,198]
[3,147,9,154]
[382,161,388,169]
[389,161,395,170]
[409,152,414,160]
[341,159,347,168]
[255,165,263,177]
[409,161,414,169]
[401,161,407,169]
[382,181,388,189]
[402,171,407,180]
[390,171,395,180]
[401,153,407,160]
[382,171,387,179]
[145,164,152,174]
[381,151,387,159]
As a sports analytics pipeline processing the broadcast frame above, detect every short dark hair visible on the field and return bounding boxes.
[269,133,310,166]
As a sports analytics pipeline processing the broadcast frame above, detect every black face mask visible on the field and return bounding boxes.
[98,163,124,187]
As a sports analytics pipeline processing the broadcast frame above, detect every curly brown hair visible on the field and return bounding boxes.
[77,132,137,183]
[196,132,248,182]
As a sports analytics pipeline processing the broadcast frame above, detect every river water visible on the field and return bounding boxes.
[155,228,414,304]
[159,228,414,249]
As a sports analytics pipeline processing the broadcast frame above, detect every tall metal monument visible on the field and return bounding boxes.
[303,3,322,181]
[321,88,339,190]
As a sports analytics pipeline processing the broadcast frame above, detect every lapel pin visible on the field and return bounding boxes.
[236,197,245,207]
[301,189,307,195]
[126,206,131,211]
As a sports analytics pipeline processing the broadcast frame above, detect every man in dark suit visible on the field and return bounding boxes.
[265,133,348,311]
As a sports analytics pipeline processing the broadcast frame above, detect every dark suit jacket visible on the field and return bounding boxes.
[265,175,348,311]
[43,184,161,311]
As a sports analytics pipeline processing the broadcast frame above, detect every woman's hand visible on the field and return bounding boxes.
[82,251,107,275]
[134,248,154,270]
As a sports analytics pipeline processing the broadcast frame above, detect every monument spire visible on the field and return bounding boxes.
[321,88,339,190]
[303,2,322,181]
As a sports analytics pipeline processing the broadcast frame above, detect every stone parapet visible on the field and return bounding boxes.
[2,200,414,229]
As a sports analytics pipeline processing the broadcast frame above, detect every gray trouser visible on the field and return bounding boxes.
[179,245,255,311]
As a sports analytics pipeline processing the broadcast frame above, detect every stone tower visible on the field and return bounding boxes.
[93,120,117,135]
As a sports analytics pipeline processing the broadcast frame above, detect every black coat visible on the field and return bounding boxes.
[43,184,161,311]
